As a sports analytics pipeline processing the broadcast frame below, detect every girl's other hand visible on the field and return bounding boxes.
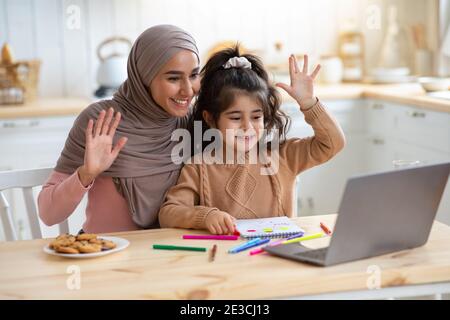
[78,108,128,187]
[276,54,320,110]
[205,211,237,235]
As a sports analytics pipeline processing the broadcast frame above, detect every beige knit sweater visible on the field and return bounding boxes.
[158,100,346,230]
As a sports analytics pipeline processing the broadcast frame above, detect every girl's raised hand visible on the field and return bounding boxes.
[78,108,128,186]
[276,54,320,110]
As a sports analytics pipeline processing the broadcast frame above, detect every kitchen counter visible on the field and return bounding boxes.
[0,97,91,119]
[282,83,450,113]
[0,83,449,119]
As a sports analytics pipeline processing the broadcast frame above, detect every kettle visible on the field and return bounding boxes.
[94,36,132,97]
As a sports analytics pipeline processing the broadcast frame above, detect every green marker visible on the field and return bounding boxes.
[153,244,207,252]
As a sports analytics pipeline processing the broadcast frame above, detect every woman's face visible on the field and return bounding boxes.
[204,94,265,154]
[149,50,200,117]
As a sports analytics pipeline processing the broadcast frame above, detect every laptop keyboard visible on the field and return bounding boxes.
[295,248,328,260]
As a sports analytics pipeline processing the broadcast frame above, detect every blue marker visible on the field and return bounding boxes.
[229,238,270,254]
[229,238,261,254]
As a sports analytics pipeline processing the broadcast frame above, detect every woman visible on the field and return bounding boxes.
[38,25,200,233]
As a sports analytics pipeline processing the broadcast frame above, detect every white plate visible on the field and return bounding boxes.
[43,236,130,259]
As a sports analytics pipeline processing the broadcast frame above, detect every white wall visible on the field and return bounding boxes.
[0,0,435,98]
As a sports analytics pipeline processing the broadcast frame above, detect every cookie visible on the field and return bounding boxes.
[78,243,102,253]
[101,240,117,250]
[49,234,76,249]
[54,245,79,254]
[69,241,86,250]
[76,233,97,241]
[88,238,103,245]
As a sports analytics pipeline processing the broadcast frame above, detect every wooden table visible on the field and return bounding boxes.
[1,214,450,300]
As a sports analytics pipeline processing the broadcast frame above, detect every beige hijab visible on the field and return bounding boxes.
[55,25,199,228]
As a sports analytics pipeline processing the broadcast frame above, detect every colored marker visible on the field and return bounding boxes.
[182,235,239,240]
[282,232,324,245]
[250,232,322,255]
[209,244,217,262]
[320,222,332,235]
[153,244,206,252]
[228,238,261,254]
[229,238,271,254]
[287,232,305,240]
[249,239,285,256]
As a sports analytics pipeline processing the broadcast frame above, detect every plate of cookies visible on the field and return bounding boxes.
[44,233,129,258]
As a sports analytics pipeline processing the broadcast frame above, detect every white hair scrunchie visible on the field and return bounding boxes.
[222,56,252,69]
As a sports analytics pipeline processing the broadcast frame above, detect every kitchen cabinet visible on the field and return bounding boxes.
[0,115,86,240]
[366,100,450,225]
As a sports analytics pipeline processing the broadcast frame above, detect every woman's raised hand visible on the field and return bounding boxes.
[276,54,320,110]
[78,108,128,187]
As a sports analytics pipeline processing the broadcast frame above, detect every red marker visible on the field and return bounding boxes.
[320,222,332,235]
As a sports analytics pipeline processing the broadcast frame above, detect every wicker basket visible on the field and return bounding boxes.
[0,59,41,105]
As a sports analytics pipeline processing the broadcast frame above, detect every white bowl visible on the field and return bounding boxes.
[418,77,450,92]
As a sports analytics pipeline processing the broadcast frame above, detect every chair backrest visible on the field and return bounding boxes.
[0,167,69,241]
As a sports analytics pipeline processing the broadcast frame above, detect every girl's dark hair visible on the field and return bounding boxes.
[191,44,290,152]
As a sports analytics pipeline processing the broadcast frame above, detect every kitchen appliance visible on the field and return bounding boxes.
[94,36,132,98]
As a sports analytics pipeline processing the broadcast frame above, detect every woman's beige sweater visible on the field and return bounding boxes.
[158,100,346,230]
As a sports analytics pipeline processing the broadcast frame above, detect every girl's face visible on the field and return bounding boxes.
[149,50,200,117]
[204,94,265,154]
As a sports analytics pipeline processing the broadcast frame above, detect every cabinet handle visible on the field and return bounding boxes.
[2,120,40,128]
[372,103,384,110]
[407,111,426,118]
[372,138,385,145]
[307,197,314,209]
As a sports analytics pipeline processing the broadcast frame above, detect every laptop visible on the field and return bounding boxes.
[265,162,450,266]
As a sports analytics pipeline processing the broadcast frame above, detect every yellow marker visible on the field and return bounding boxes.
[282,232,324,245]
[279,226,289,230]
[263,228,273,233]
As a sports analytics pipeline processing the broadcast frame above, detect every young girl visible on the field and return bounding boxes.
[158,46,346,235]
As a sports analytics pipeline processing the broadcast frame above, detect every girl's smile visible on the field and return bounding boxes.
[204,93,265,154]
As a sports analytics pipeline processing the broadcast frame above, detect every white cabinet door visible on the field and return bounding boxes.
[297,133,367,216]
[390,140,450,225]
[394,105,450,154]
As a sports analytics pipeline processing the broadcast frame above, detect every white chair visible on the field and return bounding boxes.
[0,167,69,241]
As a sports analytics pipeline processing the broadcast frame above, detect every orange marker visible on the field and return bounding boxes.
[320,222,332,235]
